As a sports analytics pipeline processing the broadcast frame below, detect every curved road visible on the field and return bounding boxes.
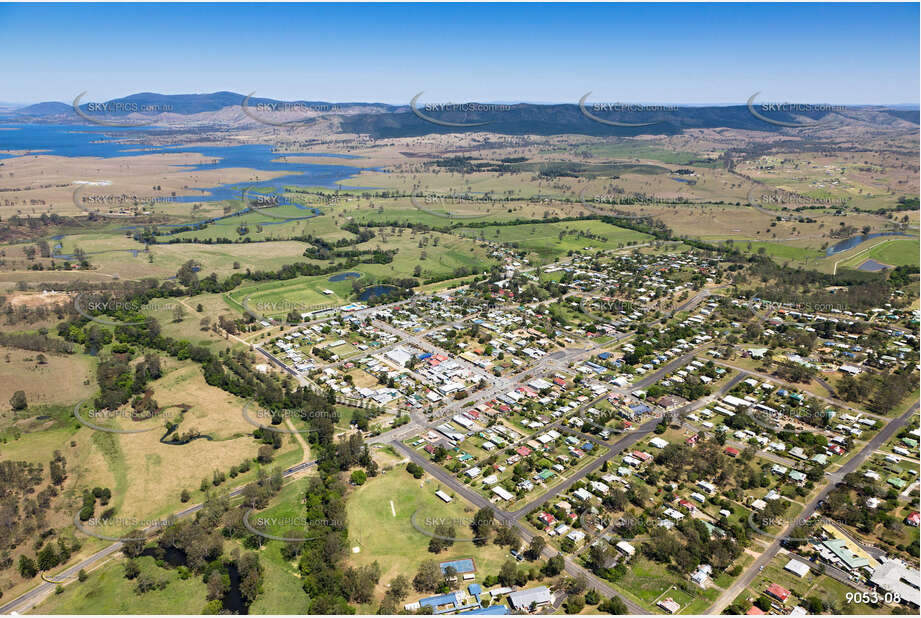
[0,461,316,615]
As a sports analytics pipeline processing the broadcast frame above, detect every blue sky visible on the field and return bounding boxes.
[1,2,918,104]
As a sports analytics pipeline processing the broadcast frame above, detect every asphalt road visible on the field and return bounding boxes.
[0,460,317,615]
[708,400,920,614]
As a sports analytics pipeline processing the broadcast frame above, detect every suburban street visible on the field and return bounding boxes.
[708,401,920,614]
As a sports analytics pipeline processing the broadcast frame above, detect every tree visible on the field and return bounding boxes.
[498,560,518,586]
[541,554,565,576]
[350,469,367,485]
[599,596,629,614]
[18,555,37,578]
[388,574,409,601]
[206,571,229,601]
[121,531,146,558]
[471,507,494,545]
[9,390,27,411]
[202,599,223,614]
[36,544,59,571]
[123,559,140,579]
[565,594,585,614]
[257,445,274,463]
[413,559,442,592]
[526,535,546,560]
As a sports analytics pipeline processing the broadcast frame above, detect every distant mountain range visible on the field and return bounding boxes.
[4,91,918,138]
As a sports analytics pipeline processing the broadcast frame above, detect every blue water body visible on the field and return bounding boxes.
[329,271,361,282]
[857,259,889,272]
[0,124,373,203]
[825,232,912,256]
[357,285,398,301]
[671,177,692,183]
[0,123,376,252]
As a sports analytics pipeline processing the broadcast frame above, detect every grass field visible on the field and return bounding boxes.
[835,237,920,270]
[226,231,494,319]
[38,554,208,614]
[345,464,514,609]
[0,345,95,410]
[457,220,652,259]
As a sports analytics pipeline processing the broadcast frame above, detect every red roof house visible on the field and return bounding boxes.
[766,583,790,603]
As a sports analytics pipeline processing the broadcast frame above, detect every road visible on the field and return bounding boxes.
[0,460,316,615]
[708,400,920,614]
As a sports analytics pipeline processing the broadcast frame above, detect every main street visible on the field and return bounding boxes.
[388,362,750,614]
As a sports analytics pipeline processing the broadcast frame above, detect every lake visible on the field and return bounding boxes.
[825,232,912,256]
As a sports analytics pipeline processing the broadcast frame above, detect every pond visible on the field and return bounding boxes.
[825,232,910,256]
[328,271,361,282]
[357,285,398,301]
[856,259,890,272]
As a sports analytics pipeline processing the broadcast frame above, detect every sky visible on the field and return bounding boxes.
[1,2,918,105]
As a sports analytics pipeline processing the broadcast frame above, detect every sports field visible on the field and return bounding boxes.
[345,464,514,609]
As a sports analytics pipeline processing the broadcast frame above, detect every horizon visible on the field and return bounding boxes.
[6,92,920,108]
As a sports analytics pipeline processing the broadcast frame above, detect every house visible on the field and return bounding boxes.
[435,490,453,503]
[697,480,716,495]
[650,437,669,449]
[724,446,740,457]
[766,583,791,604]
[492,486,514,501]
[746,605,766,615]
[615,541,635,557]
[508,586,553,611]
[691,564,712,587]
[566,530,586,543]
[657,597,681,614]
[905,512,920,527]
[785,559,811,578]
